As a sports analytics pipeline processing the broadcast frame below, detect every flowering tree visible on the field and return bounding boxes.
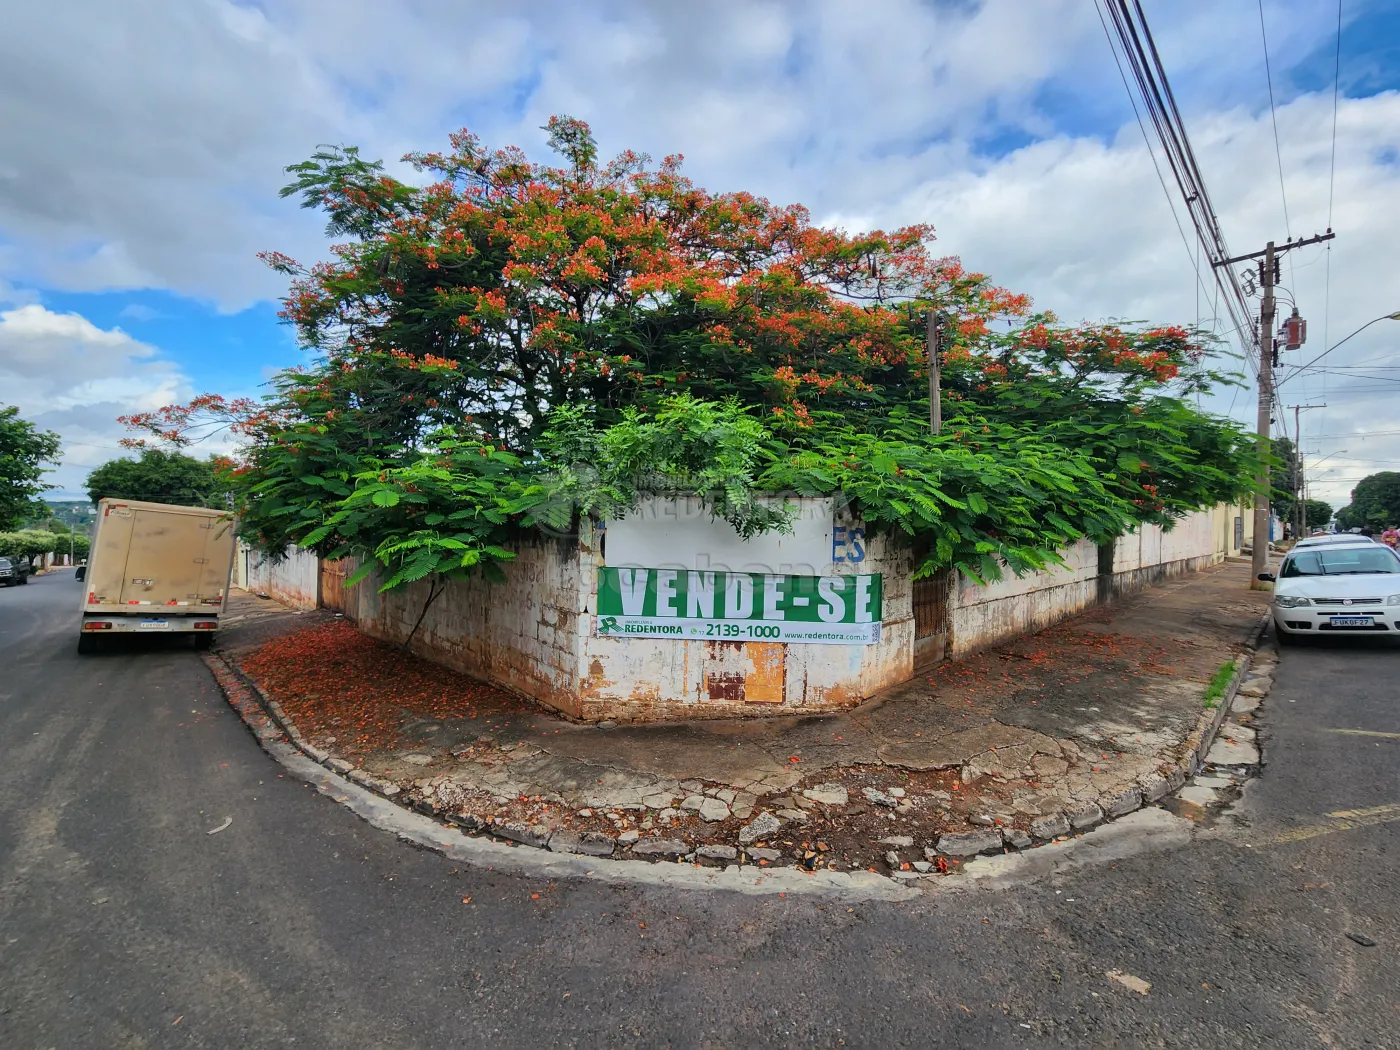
[123,118,1257,587]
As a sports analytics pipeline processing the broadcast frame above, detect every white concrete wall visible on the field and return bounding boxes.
[341,501,1239,723]
[352,534,588,716]
[605,495,837,575]
[949,508,1225,657]
[238,544,320,611]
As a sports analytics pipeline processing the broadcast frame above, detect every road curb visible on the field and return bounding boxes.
[1173,610,1271,782]
[202,597,1270,895]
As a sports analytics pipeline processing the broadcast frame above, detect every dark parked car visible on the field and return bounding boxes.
[0,556,31,586]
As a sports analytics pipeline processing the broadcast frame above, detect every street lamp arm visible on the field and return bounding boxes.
[1279,311,1400,386]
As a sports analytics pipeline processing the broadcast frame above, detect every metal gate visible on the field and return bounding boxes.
[319,557,350,615]
[912,568,952,672]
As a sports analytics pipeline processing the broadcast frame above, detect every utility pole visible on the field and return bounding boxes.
[1253,241,1277,587]
[1213,229,1335,588]
[927,310,942,436]
[1289,403,1326,539]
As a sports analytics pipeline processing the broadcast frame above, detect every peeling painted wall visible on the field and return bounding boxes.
[236,544,320,611]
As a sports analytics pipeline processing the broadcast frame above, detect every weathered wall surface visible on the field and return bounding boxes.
[949,508,1226,657]
[950,539,1100,659]
[237,544,320,611]
[574,500,913,721]
[337,500,1242,723]
[352,533,588,717]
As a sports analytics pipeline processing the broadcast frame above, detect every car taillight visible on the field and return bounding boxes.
[193,621,218,629]
[88,592,98,604]
[83,622,113,631]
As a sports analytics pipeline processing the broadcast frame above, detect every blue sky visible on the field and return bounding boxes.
[2,0,1398,503]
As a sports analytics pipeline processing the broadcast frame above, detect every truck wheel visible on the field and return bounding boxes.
[18,574,28,584]
[193,633,214,651]
[77,633,99,655]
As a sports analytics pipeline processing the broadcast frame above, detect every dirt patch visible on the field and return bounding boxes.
[241,621,534,758]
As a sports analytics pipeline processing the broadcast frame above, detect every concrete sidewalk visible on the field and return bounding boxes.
[218,557,1270,872]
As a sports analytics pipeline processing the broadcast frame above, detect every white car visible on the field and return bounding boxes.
[1263,542,1400,644]
[1292,533,1375,549]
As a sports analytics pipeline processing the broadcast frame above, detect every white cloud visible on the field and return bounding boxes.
[1,0,1395,513]
[864,89,1400,511]
[0,304,189,495]
[117,303,163,322]
[0,0,1193,307]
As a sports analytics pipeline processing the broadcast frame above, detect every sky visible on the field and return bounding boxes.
[2,0,1398,509]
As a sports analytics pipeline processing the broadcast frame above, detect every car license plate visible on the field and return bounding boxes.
[1329,615,1374,627]
[138,619,170,630]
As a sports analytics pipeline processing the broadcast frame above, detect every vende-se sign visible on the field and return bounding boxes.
[596,567,883,644]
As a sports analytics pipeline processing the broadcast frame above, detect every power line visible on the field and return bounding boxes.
[1322,0,1343,409]
[1091,1,1217,323]
[1257,0,1293,246]
[1301,372,1400,384]
[1327,0,1343,231]
[1094,1,1258,363]
[1306,430,1400,438]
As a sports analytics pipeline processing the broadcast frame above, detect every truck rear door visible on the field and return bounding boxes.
[117,508,221,608]
[197,516,236,606]
[88,503,136,605]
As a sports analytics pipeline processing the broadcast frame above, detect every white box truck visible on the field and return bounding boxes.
[78,498,237,654]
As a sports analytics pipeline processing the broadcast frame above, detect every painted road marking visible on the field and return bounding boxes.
[1324,728,1400,739]
[1262,803,1400,846]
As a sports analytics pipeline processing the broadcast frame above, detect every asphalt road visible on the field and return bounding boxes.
[2,570,1396,1049]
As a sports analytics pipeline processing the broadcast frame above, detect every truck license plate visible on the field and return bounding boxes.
[138,619,170,630]
[1329,616,1373,627]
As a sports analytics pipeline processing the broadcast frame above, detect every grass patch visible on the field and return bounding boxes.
[1202,660,1237,709]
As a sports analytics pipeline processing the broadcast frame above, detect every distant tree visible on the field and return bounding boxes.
[85,450,228,508]
[1336,472,1400,530]
[1303,499,1332,531]
[0,405,61,530]
[1268,437,1304,523]
[22,512,69,534]
[0,529,61,569]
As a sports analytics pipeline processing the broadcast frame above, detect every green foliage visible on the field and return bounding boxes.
[0,405,61,531]
[121,120,1260,592]
[1335,472,1400,530]
[86,450,229,508]
[1302,499,1333,531]
[0,529,61,568]
[537,395,792,540]
[762,409,1133,581]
